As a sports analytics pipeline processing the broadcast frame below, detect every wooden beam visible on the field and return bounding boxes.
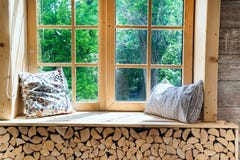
[0,0,12,119]
[9,0,28,118]
[194,0,221,121]
[27,0,37,73]
[0,0,28,119]
[183,0,194,84]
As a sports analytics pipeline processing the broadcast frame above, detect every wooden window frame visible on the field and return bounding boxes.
[27,0,194,112]
[106,0,194,111]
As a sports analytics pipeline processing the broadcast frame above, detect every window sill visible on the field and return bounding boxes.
[0,112,237,129]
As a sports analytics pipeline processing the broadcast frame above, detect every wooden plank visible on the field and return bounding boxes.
[194,0,207,86]
[218,108,240,131]
[218,81,240,107]
[9,0,28,118]
[106,0,115,108]
[183,0,194,84]
[194,0,220,121]
[204,0,220,122]
[219,55,240,65]
[115,25,183,29]
[218,63,240,81]
[218,54,240,81]
[220,1,240,28]
[37,25,98,29]
[0,0,12,119]
[72,102,100,111]
[106,102,145,111]
[219,28,240,55]
[235,128,239,159]
[70,0,76,104]
[26,0,37,73]
[146,0,152,102]
[115,64,183,69]
[0,0,28,119]
[0,112,238,129]
[98,0,107,110]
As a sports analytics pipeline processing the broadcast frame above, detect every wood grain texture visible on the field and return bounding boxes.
[218,81,240,107]
[219,28,240,55]
[0,112,238,129]
[194,0,220,121]
[0,126,238,159]
[0,0,12,119]
[218,0,240,140]
[9,0,28,118]
[220,1,240,28]
[0,0,27,119]
[218,108,240,133]
[219,65,240,81]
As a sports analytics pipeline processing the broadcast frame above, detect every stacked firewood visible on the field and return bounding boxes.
[0,126,237,160]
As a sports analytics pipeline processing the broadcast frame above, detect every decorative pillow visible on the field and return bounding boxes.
[145,79,203,123]
[19,68,75,118]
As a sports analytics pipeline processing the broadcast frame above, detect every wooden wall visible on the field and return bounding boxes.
[218,0,240,129]
[9,0,28,118]
[0,0,12,119]
[0,0,27,120]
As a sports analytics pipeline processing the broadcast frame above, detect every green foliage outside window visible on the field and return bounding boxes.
[37,0,184,102]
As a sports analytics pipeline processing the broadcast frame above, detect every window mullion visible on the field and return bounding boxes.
[147,0,152,100]
[99,0,107,110]
[183,0,194,84]
[106,0,115,109]
[71,0,76,103]
[27,0,37,73]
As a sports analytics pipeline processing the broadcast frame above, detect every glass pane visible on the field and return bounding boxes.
[38,66,72,99]
[75,0,98,25]
[151,30,183,65]
[116,0,148,25]
[116,29,147,64]
[38,29,72,63]
[37,0,71,25]
[151,68,182,88]
[152,0,183,26]
[76,30,98,63]
[76,67,98,101]
[116,68,146,101]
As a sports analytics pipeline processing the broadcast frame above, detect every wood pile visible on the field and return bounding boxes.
[0,126,237,159]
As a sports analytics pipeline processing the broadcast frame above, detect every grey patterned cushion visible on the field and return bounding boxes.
[145,80,203,123]
[19,68,75,118]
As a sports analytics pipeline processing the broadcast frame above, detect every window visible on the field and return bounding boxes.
[27,0,194,111]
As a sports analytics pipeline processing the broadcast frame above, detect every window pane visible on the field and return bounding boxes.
[116,0,148,25]
[38,29,72,63]
[116,68,146,101]
[75,0,98,25]
[76,29,98,63]
[38,66,72,99]
[151,68,182,88]
[152,0,183,26]
[116,29,147,64]
[151,30,183,65]
[37,0,71,25]
[76,67,98,101]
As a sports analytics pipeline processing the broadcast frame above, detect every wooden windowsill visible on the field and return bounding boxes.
[0,112,238,129]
